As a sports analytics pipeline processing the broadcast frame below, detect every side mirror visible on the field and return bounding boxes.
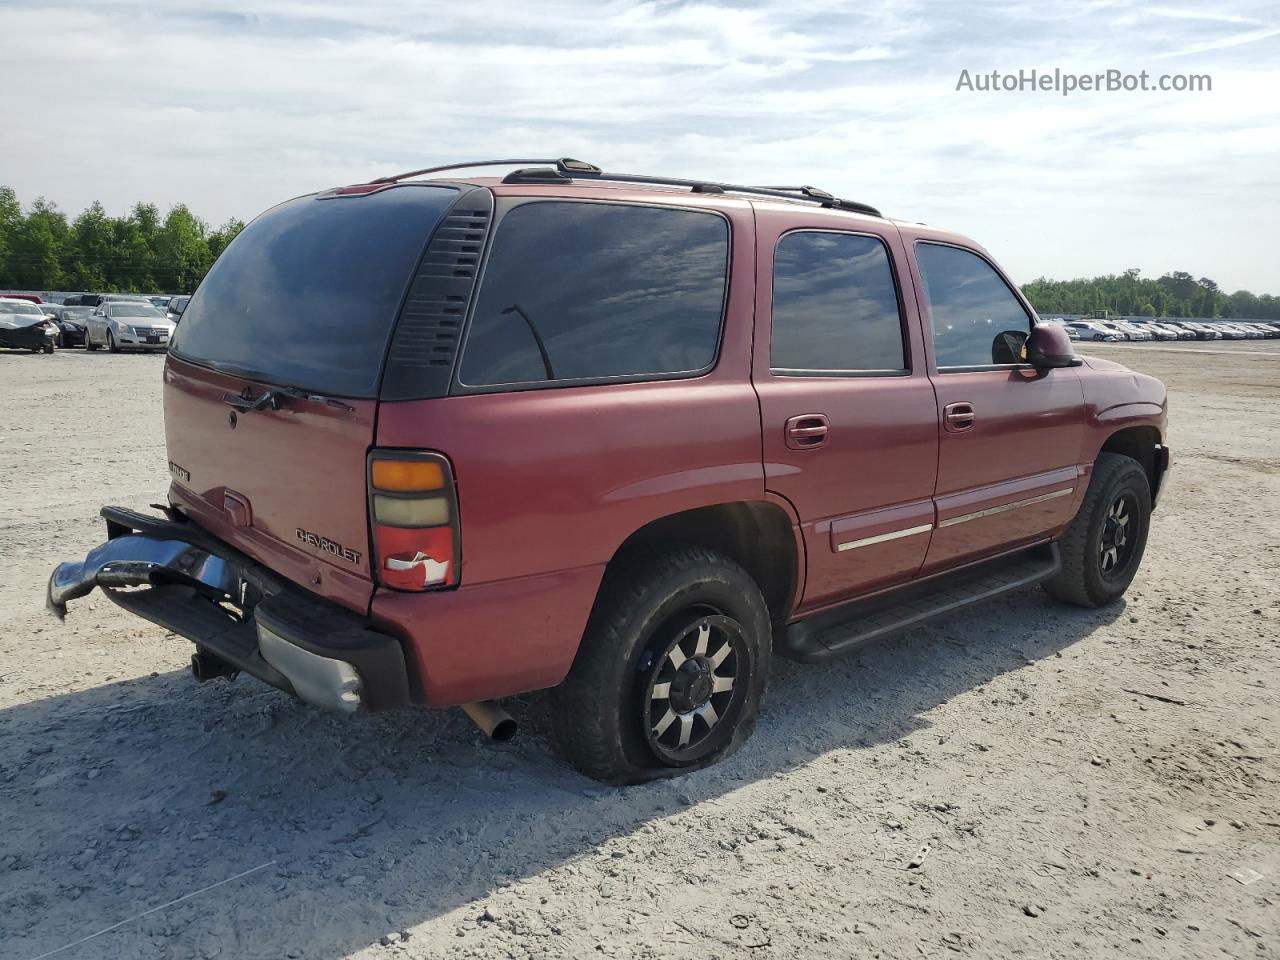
[1027,324,1079,369]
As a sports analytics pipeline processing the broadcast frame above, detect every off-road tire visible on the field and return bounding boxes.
[550,545,771,784]
[1045,452,1151,608]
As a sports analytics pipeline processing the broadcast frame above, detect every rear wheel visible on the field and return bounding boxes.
[550,545,771,784]
[1045,452,1151,608]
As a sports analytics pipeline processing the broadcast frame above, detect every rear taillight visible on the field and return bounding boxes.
[368,451,459,591]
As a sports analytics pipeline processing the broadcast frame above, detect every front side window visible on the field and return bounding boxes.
[770,231,906,373]
[916,243,1031,368]
[459,201,728,388]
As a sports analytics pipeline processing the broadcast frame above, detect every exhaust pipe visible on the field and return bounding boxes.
[191,650,238,682]
[461,700,517,742]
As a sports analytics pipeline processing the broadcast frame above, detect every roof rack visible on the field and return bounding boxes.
[370,158,881,217]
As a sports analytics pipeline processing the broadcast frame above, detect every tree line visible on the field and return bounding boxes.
[2,187,1276,319]
[1022,268,1278,321]
[0,186,244,295]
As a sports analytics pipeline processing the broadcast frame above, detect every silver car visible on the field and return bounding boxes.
[84,301,175,352]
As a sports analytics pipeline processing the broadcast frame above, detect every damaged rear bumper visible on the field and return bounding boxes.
[48,506,411,712]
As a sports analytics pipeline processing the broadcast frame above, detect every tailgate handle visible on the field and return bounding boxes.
[223,390,280,412]
[222,387,354,414]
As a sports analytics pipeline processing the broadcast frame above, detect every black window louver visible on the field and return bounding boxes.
[380,188,494,400]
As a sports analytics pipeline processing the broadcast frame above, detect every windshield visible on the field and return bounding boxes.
[0,301,43,315]
[172,184,460,397]
[61,306,92,318]
[113,304,165,318]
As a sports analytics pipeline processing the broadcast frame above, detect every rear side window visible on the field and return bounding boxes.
[770,231,906,373]
[459,201,728,388]
[916,242,1032,368]
[172,185,460,397]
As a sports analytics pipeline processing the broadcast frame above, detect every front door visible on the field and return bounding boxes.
[753,211,939,612]
[907,239,1085,572]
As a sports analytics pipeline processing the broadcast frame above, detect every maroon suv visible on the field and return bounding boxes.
[49,158,1169,783]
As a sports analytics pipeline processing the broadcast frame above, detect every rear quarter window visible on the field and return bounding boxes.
[458,201,729,389]
[172,184,460,398]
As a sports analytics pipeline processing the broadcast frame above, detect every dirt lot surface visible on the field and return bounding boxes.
[2,342,1277,960]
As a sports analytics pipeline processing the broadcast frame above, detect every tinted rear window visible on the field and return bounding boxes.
[173,185,459,397]
[459,201,728,388]
[770,231,905,373]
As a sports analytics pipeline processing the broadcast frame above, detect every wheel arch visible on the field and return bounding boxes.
[1098,424,1165,502]
[604,500,800,629]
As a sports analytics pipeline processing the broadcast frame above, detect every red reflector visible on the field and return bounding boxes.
[375,525,456,589]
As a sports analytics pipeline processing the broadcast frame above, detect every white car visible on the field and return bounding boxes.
[1062,321,1120,342]
[84,300,175,352]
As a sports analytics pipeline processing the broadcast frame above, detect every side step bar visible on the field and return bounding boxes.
[779,544,1061,663]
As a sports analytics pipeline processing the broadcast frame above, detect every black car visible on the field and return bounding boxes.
[42,304,93,347]
[166,295,190,323]
[0,299,59,353]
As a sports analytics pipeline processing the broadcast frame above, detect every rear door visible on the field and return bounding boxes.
[908,238,1085,573]
[163,183,463,613]
[752,209,939,612]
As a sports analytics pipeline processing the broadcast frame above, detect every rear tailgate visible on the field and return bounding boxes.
[164,359,379,612]
[162,182,464,614]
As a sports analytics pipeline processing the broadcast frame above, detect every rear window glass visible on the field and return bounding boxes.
[173,185,459,397]
[459,201,728,388]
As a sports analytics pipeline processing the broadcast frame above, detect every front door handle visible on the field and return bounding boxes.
[944,401,976,433]
[785,414,829,450]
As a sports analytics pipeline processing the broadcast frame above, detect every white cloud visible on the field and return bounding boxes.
[1,0,1278,291]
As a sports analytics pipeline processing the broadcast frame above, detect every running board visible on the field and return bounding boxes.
[779,544,1061,663]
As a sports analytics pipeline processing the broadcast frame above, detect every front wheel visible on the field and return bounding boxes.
[1045,452,1151,608]
[550,546,771,784]
[107,330,120,353]
[41,342,55,354]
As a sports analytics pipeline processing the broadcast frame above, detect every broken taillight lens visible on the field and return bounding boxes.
[367,451,459,591]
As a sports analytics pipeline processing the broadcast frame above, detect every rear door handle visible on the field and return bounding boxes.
[785,414,829,450]
[944,401,976,433]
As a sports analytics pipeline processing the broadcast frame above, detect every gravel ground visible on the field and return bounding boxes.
[2,343,1277,960]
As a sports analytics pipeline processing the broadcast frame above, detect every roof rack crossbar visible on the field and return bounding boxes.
[371,158,881,217]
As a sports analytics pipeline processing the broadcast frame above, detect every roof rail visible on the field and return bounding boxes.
[370,158,601,184]
[371,158,881,217]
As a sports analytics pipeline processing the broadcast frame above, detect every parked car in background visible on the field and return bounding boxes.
[148,296,173,310]
[0,298,59,352]
[1215,323,1255,339]
[1131,321,1178,341]
[0,292,44,304]
[166,296,190,323]
[1240,322,1278,338]
[1109,321,1154,341]
[1063,320,1121,341]
[84,300,174,352]
[1168,321,1221,340]
[48,158,1171,783]
[42,304,93,347]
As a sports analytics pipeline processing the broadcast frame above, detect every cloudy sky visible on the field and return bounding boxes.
[3,0,1278,292]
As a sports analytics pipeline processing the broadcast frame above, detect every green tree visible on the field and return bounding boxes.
[155,205,209,292]
[66,201,113,290]
[0,185,21,287]
[10,198,69,289]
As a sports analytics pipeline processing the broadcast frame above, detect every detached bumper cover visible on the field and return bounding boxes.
[48,506,411,712]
